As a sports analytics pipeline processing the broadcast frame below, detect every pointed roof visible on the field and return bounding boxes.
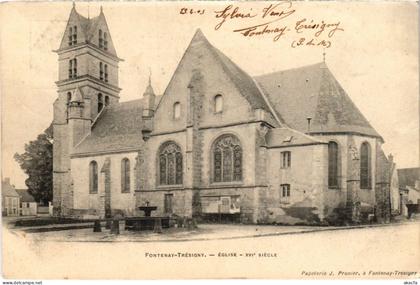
[16,189,36,203]
[255,63,382,139]
[143,73,155,96]
[58,5,119,58]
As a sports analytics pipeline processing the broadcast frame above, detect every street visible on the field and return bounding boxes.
[2,221,419,279]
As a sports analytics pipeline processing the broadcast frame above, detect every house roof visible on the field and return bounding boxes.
[1,181,19,197]
[397,167,420,190]
[255,63,382,139]
[73,96,162,156]
[266,127,327,148]
[16,189,36,202]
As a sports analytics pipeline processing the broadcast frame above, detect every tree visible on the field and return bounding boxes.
[14,124,53,205]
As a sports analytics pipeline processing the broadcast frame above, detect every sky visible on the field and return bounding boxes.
[0,1,418,188]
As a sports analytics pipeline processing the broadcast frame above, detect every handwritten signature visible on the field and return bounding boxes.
[179,1,344,48]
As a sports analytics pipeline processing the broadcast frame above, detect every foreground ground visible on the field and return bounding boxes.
[2,217,419,279]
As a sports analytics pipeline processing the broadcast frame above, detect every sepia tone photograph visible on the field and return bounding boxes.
[0,0,419,281]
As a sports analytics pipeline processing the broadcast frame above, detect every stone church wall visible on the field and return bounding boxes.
[71,151,138,217]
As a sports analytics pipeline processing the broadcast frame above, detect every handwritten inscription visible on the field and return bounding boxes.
[179,1,344,48]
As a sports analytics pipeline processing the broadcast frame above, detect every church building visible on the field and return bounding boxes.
[53,6,393,224]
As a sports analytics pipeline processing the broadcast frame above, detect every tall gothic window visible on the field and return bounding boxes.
[159,142,183,185]
[213,134,242,183]
[328,141,339,188]
[99,29,103,48]
[121,158,130,193]
[214,94,223,113]
[98,93,104,113]
[89,161,98,194]
[68,60,73,79]
[360,142,372,189]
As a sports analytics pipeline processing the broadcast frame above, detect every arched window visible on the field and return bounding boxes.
[105,96,110,106]
[214,94,223,113]
[173,102,181,119]
[328,141,339,188]
[99,62,104,81]
[158,142,183,185]
[89,161,98,194]
[360,142,372,189]
[121,158,130,193]
[212,134,242,183]
[98,93,103,113]
[99,29,103,48]
[103,32,108,50]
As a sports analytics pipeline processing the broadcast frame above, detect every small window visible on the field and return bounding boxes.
[89,161,98,194]
[121,158,130,193]
[173,102,181,119]
[214,94,223,113]
[105,96,110,106]
[281,151,291,168]
[280,184,290,197]
[68,59,77,79]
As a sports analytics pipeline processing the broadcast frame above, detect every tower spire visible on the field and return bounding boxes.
[148,67,152,86]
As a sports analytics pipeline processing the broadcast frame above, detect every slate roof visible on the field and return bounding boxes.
[266,128,327,148]
[192,30,275,118]
[255,63,381,139]
[1,181,19,198]
[397,168,420,190]
[16,189,36,203]
[73,96,162,156]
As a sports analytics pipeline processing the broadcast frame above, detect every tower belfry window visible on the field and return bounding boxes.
[104,64,108,82]
[68,27,73,46]
[99,62,103,81]
[99,29,103,48]
[70,26,77,45]
[98,93,104,113]
[68,58,77,79]
[103,32,108,50]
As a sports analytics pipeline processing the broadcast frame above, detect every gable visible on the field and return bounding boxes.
[59,7,89,50]
[153,29,278,133]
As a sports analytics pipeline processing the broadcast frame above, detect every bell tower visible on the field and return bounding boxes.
[52,4,123,216]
